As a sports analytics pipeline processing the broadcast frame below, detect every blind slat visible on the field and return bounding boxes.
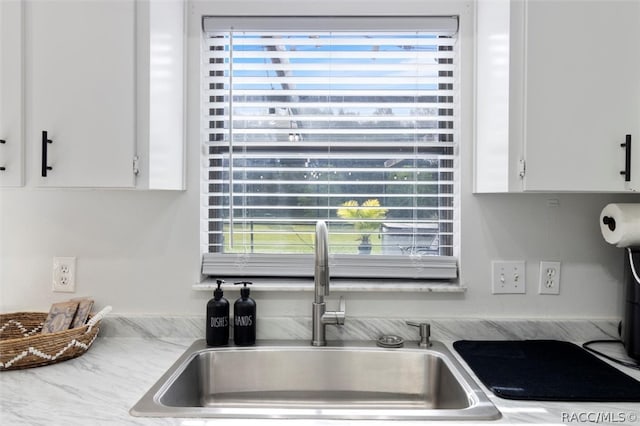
[221,116,452,123]
[209,129,454,136]
[207,89,455,97]
[207,36,456,47]
[207,194,455,200]
[212,101,450,108]
[217,63,453,72]
[205,141,456,148]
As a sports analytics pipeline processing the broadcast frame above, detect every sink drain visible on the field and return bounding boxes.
[376,335,404,348]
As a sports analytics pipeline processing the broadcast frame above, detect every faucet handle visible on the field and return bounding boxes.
[406,321,431,348]
[323,296,346,326]
[333,296,346,326]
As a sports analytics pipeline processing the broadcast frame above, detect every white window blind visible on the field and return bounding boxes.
[201,16,459,281]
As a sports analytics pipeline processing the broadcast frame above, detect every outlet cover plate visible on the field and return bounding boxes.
[52,257,76,293]
[491,261,526,294]
[539,261,561,295]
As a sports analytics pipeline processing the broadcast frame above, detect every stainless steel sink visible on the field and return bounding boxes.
[131,339,501,420]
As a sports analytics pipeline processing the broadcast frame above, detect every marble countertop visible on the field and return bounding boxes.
[1,317,640,425]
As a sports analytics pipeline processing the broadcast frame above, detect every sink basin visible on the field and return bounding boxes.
[131,340,500,420]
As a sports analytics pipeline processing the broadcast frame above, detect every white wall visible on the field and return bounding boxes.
[1,185,634,319]
[1,0,637,320]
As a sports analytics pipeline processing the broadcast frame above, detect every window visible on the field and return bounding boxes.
[201,16,459,281]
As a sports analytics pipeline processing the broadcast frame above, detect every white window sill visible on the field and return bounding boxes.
[194,277,466,293]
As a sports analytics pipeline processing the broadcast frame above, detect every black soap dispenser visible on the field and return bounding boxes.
[206,279,229,346]
[233,281,256,346]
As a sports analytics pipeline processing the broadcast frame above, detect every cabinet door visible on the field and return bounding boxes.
[26,0,135,188]
[523,0,640,192]
[0,0,23,187]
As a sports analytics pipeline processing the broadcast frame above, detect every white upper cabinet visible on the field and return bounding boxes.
[0,0,24,187]
[475,0,640,193]
[22,0,185,189]
[523,0,639,192]
[25,0,136,188]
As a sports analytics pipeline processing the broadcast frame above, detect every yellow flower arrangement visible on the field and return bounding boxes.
[336,199,388,244]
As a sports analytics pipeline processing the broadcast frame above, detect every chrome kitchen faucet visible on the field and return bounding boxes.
[311,221,345,346]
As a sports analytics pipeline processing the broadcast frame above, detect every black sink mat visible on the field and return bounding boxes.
[453,340,640,401]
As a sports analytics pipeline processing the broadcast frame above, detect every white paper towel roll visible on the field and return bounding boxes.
[600,203,640,248]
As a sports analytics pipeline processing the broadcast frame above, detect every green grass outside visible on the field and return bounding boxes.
[222,223,383,255]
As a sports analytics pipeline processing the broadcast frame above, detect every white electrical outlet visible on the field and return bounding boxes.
[539,261,561,295]
[52,257,76,293]
[491,261,526,294]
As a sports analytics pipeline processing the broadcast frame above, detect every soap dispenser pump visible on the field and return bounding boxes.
[206,279,229,346]
[233,281,256,346]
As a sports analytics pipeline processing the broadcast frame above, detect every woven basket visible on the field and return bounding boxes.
[0,311,102,371]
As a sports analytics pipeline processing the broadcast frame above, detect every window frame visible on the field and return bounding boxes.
[193,1,471,287]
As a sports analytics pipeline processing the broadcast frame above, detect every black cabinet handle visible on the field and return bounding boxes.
[620,134,631,182]
[41,131,53,177]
